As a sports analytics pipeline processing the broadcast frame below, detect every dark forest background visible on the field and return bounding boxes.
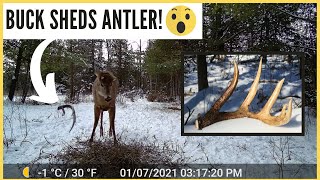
[3,4,316,108]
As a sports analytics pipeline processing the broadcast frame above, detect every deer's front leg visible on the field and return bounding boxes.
[100,111,104,137]
[108,107,116,143]
[90,106,100,142]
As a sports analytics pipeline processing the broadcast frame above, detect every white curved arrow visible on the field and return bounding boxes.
[29,39,58,104]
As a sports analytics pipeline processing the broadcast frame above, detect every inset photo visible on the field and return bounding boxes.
[183,53,304,135]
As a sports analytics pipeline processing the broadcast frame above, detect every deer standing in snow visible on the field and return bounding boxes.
[90,71,118,143]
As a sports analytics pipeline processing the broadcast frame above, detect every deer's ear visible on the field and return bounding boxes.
[110,74,117,81]
[94,71,101,77]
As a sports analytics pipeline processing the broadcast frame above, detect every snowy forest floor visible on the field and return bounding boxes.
[3,94,316,165]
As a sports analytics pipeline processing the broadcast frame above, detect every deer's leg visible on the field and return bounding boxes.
[108,107,117,143]
[90,106,100,142]
[100,111,104,137]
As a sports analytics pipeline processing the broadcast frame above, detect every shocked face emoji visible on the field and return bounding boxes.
[166,6,196,36]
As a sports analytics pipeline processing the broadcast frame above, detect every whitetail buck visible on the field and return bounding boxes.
[90,71,118,143]
[196,58,292,130]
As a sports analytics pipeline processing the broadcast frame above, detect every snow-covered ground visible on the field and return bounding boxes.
[3,94,316,165]
[185,108,302,133]
[4,96,182,164]
[184,55,303,133]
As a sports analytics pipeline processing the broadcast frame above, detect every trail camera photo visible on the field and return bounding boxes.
[3,3,316,179]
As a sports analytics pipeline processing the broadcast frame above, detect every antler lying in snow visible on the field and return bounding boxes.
[195,58,292,130]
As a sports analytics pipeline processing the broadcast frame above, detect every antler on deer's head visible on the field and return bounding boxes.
[195,58,293,130]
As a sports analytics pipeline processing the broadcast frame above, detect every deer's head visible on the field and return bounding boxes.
[95,71,116,102]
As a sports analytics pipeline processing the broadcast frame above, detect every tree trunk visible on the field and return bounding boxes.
[262,54,267,64]
[69,62,75,102]
[91,40,96,83]
[105,40,112,67]
[68,41,75,102]
[197,54,208,91]
[262,5,269,64]
[117,40,123,88]
[216,7,224,51]
[91,40,95,71]
[177,73,180,98]
[8,42,24,101]
[21,60,31,103]
[139,39,142,90]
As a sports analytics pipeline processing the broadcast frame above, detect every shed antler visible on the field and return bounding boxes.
[195,58,292,130]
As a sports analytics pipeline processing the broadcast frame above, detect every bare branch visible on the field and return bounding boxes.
[274,6,316,24]
[184,106,195,125]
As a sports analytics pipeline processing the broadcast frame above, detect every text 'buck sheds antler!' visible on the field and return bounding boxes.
[195,58,293,130]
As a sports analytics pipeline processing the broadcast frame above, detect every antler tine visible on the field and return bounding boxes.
[195,61,239,130]
[211,61,239,112]
[259,78,284,115]
[249,79,293,126]
[286,98,293,122]
[280,104,288,117]
[239,57,263,111]
[253,96,292,126]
